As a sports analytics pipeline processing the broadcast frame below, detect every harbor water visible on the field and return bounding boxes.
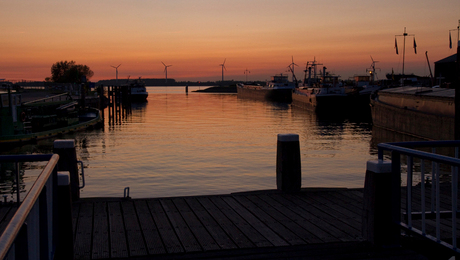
[1,86,379,199]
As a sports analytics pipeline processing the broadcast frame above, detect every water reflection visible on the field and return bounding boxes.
[1,88,381,198]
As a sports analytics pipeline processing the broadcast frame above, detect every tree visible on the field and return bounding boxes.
[50,60,94,83]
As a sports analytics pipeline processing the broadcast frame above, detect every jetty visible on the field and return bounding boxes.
[1,138,460,259]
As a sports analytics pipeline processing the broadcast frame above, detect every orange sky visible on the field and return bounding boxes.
[1,0,459,82]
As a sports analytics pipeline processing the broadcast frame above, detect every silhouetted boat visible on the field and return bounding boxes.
[0,92,102,144]
[128,79,148,102]
[293,61,347,112]
[237,74,295,102]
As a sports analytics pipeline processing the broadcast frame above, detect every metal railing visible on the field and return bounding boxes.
[0,154,59,260]
[378,140,460,253]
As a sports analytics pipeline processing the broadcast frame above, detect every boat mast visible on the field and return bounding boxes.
[306,57,322,86]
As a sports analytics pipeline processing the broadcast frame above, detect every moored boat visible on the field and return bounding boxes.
[292,61,347,112]
[0,91,103,144]
[370,86,454,140]
[128,78,148,102]
[237,74,295,102]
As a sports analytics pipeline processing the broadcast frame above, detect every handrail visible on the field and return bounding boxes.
[0,154,58,259]
[22,92,72,105]
[378,142,460,166]
[377,141,460,253]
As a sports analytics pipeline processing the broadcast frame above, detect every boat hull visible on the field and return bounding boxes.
[292,91,348,113]
[130,93,148,102]
[237,85,293,103]
[370,87,454,140]
[0,108,103,144]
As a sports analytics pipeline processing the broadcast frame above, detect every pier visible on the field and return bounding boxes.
[2,139,460,259]
[71,188,428,260]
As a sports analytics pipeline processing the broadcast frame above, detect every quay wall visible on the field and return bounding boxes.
[371,98,454,140]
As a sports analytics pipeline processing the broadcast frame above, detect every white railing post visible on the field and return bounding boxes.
[363,159,400,247]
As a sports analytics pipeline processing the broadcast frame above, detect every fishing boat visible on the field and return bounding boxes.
[292,60,347,112]
[237,74,296,102]
[128,78,148,102]
[0,91,103,144]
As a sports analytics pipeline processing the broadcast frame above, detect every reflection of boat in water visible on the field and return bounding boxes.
[0,91,102,144]
[237,74,295,102]
[292,59,347,113]
[128,78,148,102]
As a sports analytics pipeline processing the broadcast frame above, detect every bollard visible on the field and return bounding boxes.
[55,171,74,260]
[362,159,400,247]
[276,134,301,192]
[53,139,80,201]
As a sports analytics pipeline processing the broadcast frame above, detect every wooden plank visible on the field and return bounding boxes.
[258,194,339,243]
[231,195,303,246]
[184,197,238,250]
[133,200,166,255]
[208,196,273,247]
[147,199,184,254]
[108,201,128,258]
[74,202,93,260]
[72,202,80,241]
[121,200,147,256]
[281,193,359,242]
[245,194,323,244]
[172,198,220,251]
[92,201,109,259]
[197,196,254,249]
[160,198,202,252]
[297,192,361,233]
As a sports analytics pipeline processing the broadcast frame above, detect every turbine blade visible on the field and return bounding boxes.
[162,61,166,66]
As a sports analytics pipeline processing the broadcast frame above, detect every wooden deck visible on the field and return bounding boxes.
[71,188,430,260]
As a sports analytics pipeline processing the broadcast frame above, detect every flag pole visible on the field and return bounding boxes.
[449,20,460,49]
[395,27,416,86]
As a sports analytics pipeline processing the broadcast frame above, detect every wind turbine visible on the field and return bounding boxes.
[366,56,380,83]
[110,64,121,85]
[161,62,172,84]
[219,59,226,82]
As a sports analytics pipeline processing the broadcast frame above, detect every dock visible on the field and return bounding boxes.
[71,188,429,260]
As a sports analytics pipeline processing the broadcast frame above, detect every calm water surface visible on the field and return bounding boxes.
[1,86,378,199]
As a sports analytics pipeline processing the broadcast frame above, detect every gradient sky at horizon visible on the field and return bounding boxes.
[1,0,459,82]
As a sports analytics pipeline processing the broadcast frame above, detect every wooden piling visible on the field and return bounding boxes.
[53,140,80,201]
[276,134,301,192]
[362,159,400,247]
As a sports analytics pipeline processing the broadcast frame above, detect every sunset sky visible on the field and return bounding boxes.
[1,0,459,83]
